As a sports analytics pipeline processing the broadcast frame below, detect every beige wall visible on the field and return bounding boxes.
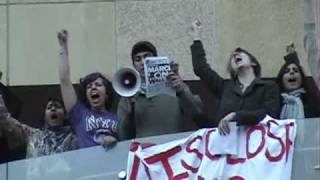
[0,6,7,85]
[214,0,307,78]
[0,0,306,85]
[115,0,216,80]
[9,2,115,86]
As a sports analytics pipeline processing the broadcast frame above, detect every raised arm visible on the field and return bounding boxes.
[190,20,225,97]
[0,95,35,141]
[284,42,300,64]
[285,42,320,117]
[58,30,77,112]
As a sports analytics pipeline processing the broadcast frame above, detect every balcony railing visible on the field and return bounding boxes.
[0,118,319,180]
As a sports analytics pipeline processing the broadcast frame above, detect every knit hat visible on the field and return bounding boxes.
[131,41,158,61]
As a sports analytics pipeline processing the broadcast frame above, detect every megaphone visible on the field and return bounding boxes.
[112,68,141,97]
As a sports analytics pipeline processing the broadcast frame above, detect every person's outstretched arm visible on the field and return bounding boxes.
[0,95,36,143]
[284,42,300,64]
[190,20,224,97]
[58,30,77,112]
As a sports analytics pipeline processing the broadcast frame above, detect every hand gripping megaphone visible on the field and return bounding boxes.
[112,68,141,97]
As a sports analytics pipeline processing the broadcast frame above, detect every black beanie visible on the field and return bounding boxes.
[131,41,158,61]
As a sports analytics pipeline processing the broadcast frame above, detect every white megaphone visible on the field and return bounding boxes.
[112,68,141,97]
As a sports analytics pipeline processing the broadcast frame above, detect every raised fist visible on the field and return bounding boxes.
[286,42,295,54]
[57,29,68,47]
[191,20,202,31]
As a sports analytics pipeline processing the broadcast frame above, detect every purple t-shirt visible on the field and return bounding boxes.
[69,101,118,148]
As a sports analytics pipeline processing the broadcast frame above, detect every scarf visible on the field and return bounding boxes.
[27,125,76,158]
[280,88,306,119]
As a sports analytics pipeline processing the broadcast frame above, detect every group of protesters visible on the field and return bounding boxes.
[0,19,319,161]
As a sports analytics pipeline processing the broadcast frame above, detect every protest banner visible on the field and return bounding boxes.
[126,116,296,180]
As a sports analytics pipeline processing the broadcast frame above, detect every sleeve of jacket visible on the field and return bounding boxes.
[284,51,300,64]
[116,97,135,140]
[1,116,37,146]
[235,82,280,126]
[177,85,203,120]
[0,82,22,119]
[190,40,225,97]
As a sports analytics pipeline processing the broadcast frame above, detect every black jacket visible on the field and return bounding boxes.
[191,40,280,126]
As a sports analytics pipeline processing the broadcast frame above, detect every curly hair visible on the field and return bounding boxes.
[78,72,114,110]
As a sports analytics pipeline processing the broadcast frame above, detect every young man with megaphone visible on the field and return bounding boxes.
[116,41,203,140]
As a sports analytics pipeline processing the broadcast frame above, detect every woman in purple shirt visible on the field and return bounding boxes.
[57,30,118,148]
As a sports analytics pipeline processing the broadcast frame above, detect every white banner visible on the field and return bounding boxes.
[126,116,296,180]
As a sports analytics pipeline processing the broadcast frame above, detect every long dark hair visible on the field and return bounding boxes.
[78,72,114,110]
[276,61,306,92]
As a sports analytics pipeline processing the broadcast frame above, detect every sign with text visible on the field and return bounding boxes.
[126,116,296,180]
[143,57,175,98]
